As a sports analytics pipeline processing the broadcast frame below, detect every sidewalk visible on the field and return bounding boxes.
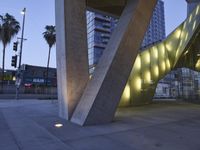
[0,100,200,150]
[0,94,57,100]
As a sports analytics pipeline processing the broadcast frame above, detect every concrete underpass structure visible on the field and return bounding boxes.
[55,0,200,126]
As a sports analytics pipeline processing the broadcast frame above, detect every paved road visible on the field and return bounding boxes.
[0,100,200,150]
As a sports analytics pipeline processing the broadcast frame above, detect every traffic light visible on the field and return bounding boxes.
[11,55,17,68]
[13,42,18,51]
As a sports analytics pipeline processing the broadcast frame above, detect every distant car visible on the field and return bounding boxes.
[24,83,32,88]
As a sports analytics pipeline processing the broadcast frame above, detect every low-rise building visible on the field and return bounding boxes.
[1,64,57,87]
[20,64,57,87]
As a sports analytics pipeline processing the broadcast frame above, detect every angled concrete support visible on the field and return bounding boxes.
[119,4,200,106]
[71,0,157,125]
[55,0,89,119]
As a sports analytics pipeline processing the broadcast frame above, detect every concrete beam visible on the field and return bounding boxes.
[71,0,157,125]
[55,0,89,119]
[86,0,127,17]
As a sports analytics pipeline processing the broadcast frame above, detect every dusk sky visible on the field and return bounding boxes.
[0,0,187,70]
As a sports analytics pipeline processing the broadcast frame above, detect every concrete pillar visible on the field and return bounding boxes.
[71,0,157,125]
[55,0,89,119]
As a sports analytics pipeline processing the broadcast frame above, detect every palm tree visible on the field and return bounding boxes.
[0,13,20,90]
[43,25,56,86]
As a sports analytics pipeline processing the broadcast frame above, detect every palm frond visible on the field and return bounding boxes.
[43,25,56,48]
[0,13,20,47]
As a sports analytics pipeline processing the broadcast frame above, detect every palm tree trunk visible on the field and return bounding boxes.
[46,47,51,87]
[1,45,6,93]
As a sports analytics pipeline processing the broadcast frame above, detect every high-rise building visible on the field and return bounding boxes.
[142,0,165,48]
[86,11,118,73]
[87,0,166,74]
[186,0,200,15]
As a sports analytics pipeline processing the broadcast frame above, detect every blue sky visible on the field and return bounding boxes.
[0,0,187,69]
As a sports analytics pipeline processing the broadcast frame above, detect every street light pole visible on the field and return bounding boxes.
[18,7,26,69]
[16,8,26,100]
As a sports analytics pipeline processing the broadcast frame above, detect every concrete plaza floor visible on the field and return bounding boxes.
[0,100,200,150]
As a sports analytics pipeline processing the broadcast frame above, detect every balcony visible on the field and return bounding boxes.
[94,43,106,48]
[103,22,111,28]
[101,33,110,38]
[102,39,109,44]
[94,14,111,22]
[95,25,111,33]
